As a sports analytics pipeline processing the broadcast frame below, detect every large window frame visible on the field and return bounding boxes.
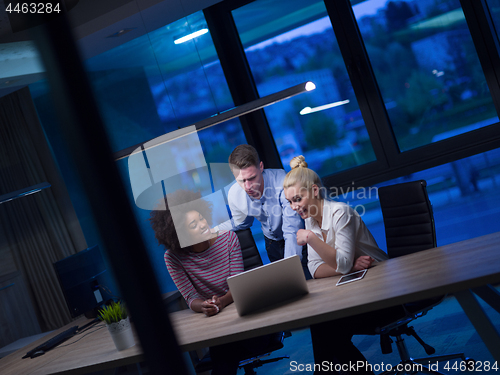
[205,0,500,191]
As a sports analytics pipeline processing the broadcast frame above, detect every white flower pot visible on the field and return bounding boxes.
[106,317,135,351]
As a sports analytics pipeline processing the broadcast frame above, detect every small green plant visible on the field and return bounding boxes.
[97,301,128,324]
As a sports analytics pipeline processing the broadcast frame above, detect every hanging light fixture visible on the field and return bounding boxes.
[114,81,316,161]
[300,99,349,115]
[125,81,316,212]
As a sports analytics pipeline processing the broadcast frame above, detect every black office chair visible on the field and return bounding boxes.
[377,180,472,375]
[193,229,289,375]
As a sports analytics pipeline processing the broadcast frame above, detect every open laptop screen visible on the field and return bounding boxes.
[227,255,309,316]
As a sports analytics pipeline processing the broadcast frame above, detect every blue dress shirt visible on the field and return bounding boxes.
[217,169,304,259]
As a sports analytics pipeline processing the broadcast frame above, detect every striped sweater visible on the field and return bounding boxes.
[164,231,244,309]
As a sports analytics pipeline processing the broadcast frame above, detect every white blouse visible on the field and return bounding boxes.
[306,199,388,277]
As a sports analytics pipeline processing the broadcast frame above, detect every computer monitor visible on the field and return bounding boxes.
[53,245,115,318]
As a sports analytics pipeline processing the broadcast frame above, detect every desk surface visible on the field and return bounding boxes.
[170,231,500,351]
[2,231,500,375]
[0,317,144,375]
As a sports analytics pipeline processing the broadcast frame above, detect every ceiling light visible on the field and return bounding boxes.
[106,28,136,38]
[300,99,350,115]
[174,29,209,44]
[4,79,21,86]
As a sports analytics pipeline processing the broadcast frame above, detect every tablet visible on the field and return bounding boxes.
[336,269,367,286]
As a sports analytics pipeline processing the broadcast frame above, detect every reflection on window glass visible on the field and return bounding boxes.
[147,12,233,125]
[335,147,500,250]
[198,122,268,262]
[122,122,259,294]
[486,0,500,45]
[81,11,234,152]
[28,11,251,293]
[352,0,498,151]
[232,0,377,176]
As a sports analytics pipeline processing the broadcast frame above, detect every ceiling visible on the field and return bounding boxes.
[0,0,222,97]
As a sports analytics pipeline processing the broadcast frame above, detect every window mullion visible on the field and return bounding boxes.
[324,0,399,168]
[460,0,500,116]
[203,3,283,169]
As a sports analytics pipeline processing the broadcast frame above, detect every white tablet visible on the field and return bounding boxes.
[336,269,367,286]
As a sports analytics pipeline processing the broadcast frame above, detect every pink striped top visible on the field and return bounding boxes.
[165,231,244,309]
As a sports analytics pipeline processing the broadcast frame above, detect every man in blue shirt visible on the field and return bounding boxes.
[216,144,311,278]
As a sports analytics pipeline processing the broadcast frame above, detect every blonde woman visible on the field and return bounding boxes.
[283,156,405,374]
[283,155,387,279]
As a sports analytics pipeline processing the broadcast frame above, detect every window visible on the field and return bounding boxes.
[352,0,498,151]
[335,147,500,249]
[83,11,237,153]
[485,0,500,43]
[232,0,377,176]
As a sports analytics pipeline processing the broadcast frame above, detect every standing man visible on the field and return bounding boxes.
[215,144,311,279]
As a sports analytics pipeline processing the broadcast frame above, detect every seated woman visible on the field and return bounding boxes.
[149,189,273,375]
[283,156,405,375]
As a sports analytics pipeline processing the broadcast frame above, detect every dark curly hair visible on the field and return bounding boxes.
[149,190,213,255]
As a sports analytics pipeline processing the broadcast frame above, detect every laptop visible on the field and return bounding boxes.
[227,255,309,316]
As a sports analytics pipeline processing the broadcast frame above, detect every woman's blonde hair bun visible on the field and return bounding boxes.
[284,155,325,199]
[290,155,308,169]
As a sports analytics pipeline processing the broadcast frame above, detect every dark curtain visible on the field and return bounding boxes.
[0,87,85,330]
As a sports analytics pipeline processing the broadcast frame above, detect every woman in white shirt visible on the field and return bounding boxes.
[283,156,405,374]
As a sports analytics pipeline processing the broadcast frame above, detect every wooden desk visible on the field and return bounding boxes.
[0,316,144,375]
[2,232,500,374]
[169,231,500,358]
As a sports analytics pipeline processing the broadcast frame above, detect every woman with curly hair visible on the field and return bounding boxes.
[149,189,243,316]
[149,189,274,374]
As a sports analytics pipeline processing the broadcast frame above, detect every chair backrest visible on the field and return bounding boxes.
[378,180,436,259]
[235,229,263,271]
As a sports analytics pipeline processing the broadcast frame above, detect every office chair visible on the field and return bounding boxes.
[377,180,472,375]
[193,229,289,375]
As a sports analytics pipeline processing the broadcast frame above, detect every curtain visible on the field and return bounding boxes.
[0,87,84,330]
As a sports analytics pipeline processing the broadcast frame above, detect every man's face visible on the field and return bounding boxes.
[233,162,265,199]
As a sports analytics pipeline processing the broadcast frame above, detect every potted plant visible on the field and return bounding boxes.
[98,300,135,351]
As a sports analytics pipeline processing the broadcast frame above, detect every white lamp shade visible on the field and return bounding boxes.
[128,126,206,210]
